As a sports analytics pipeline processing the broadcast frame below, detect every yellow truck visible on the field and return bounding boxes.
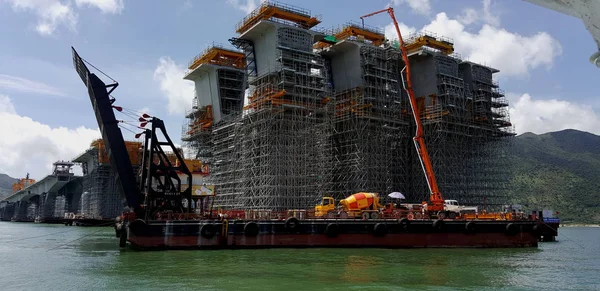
[315,192,383,219]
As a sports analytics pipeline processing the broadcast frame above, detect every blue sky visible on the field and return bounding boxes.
[0,0,598,179]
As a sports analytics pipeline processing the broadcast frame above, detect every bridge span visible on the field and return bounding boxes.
[0,161,83,222]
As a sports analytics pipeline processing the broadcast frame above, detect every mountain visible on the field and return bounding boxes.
[508,129,600,224]
[0,173,18,199]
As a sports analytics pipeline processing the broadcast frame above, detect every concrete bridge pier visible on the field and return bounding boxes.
[0,202,15,221]
[39,192,58,222]
[13,200,33,222]
[66,190,83,215]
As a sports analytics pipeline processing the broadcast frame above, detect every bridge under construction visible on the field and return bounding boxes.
[181,1,514,211]
[0,1,515,223]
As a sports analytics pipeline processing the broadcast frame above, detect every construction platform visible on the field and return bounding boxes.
[120,218,551,250]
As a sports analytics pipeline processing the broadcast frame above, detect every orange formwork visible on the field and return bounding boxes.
[185,105,214,137]
[188,47,245,71]
[404,32,454,55]
[334,87,374,117]
[91,139,141,166]
[315,23,385,49]
[236,1,321,34]
[175,159,209,175]
[243,87,287,111]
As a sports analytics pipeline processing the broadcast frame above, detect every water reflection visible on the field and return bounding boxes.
[2,223,598,291]
[341,255,382,283]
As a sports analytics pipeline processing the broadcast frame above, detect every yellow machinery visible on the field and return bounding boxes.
[315,192,383,219]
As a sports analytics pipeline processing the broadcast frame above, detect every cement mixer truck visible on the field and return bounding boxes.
[314,193,476,220]
[315,192,384,219]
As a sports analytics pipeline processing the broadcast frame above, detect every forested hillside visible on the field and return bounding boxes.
[508,129,600,223]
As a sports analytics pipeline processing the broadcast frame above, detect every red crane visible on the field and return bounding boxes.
[360,8,445,213]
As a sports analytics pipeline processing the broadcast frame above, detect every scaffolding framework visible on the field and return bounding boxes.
[77,141,141,219]
[329,44,409,203]
[314,22,386,49]
[407,49,514,209]
[235,1,321,34]
[229,21,332,210]
[187,45,246,72]
[79,149,124,219]
[181,3,515,211]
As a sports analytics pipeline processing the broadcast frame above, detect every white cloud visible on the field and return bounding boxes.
[459,8,479,25]
[0,94,16,114]
[7,0,77,36]
[226,0,263,14]
[382,4,561,78]
[390,0,431,16]
[384,22,417,42]
[390,12,561,77]
[509,93,600,135]
[0,74,65,96]
[153,57,194,115]
[423,13,561,76]
[458,0,499,27]
[0,95,100,180]
[137,107,151,115]
[482,0,500,27]
[74,0,124,14]
[4,0,122,36]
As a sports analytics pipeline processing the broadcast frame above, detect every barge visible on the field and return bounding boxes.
[72,0,560,249]
[119,217,545,250]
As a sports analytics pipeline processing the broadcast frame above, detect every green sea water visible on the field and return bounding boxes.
[0,222,598,291]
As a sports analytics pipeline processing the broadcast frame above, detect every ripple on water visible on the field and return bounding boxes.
[0,223,599,291]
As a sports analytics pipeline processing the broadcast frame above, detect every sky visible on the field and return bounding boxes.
[0,0,598,180]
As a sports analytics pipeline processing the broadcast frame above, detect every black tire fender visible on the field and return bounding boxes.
[129,218,146,230]
[373,223,387,237]
[399,218,410,226]
[325,223,339,238]
[285,217,300,230]
[433,219,444,230]
[532,224,540,234]
[244,222,259,237]
[200,224,215,239]
[465,221,476,233]
[505,223,518,236]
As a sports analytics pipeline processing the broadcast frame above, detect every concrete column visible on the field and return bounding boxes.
[16,201,29,221]
[41,192,57,220]
[0,203,15,221]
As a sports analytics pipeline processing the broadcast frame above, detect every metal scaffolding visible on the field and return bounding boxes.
[76,141,141,220]
[80,151,121,219]
[182,5,514,211]
[407,44,515,209]
[329,44,409,203]
[230,20,332,210]
[181,44,248,209]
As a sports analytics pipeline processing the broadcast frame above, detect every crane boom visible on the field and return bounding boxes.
[360,8,444,211]
[72,47,194,221]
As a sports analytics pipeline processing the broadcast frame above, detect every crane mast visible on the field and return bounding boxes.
[360,8,445,212]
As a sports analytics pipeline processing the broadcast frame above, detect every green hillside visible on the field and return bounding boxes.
[508,129,600,224]
[0,173,18,199]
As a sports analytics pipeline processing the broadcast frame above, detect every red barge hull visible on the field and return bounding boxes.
[123,219,542,250]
